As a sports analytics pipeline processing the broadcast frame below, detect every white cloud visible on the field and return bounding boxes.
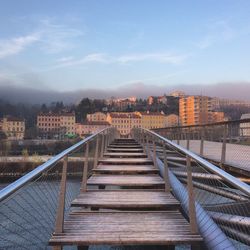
[196,20,235,49]
[117,53,187,64]
[54,52,188,69]
[54,53,109,68]
[38,19,84,53]
[0,33,40,59]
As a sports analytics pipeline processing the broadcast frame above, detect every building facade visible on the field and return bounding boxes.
[86,112,107,122]
[75,121,110,137]
[240,114,250,137]
[1,117,25,140]
[164,114,179,127]
[107,112,141,137]
[37,112,76,139]
[136,111,166,129]
[179,96,213,126]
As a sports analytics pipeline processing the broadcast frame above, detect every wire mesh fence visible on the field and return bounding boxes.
[133,128,250,250]
[153,119,250,176]
[0,129,111,249]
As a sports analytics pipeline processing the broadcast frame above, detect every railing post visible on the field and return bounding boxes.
[177,128,180,145]
[186,129,190,150]
[146,134,150,156]
[153,137,157,168]
[200,128,204,156]
[163,144,171,192]
[100,133,104,158]
[94,136,100,169]
[81,143,89,192]
[54,156,68,236]
[186,156,198,234]
[220,124,227,169]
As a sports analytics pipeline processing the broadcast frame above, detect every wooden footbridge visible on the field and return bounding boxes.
[49,138,202,249]
[1,128,250,249]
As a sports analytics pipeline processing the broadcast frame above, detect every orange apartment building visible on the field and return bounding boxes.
[179,96,213,126]
[179,96,226,126]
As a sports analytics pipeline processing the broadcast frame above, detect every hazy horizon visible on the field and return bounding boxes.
[0,81,250,104]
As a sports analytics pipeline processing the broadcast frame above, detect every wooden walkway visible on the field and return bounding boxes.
[50,138,202,249]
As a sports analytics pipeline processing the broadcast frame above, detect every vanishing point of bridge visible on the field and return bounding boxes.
[0,127,250,249]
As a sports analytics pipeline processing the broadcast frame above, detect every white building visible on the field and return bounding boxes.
[240,114,250,137]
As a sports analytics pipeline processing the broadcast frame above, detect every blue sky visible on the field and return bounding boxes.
[0,0,250,92]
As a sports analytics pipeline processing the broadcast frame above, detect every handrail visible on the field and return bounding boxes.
[143,128,250,197]
[0,127,111,202]
[153,118,250,131]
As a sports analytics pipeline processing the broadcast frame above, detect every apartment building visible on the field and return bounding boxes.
[76,121,110,137]
[87,112,107,122]
[179,96,213,126]
[147,96,167,105]
[1,117,25,140]
[106,112,141,136]
[37,112,75,139]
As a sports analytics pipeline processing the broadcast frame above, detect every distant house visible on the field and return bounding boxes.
[1,116,25,140]
[75,121,110,137]
[240,114,250,137]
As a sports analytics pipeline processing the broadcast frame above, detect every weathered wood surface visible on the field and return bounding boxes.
[93,165,158,174]
[72,191,179,209]
[107,148,143,152]
[87,174,165,187]
[108,145,142,148]
[104,152,147,158]
[49,211,202,246]
[99,158,153,164]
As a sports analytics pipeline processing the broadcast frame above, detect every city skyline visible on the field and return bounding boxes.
[0,0,250,95]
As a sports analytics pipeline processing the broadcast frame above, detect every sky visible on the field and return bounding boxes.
[0,0,250,101]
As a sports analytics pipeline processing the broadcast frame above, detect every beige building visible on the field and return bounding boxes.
[240,114,250,137]
[107,112,141,136]
[76,121,110,137]
[179,96,213,126]
[37,112,76,139]
[164,114,179,127]
[1,117,25,140]
[87,112,107,122]
[170,91,185,98]
[211,111,226,123]
[136,111,166,129]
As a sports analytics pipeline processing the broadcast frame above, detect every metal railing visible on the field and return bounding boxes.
[0,127,116,249]
[133,128,250,249]
[153,118,250,176]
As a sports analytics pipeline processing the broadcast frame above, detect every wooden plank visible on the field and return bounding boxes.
[93,165,158,174]
[107,148,144,152]
[99,158,153,165]
[71,191,179,209]
[108,145,142,148]
[104,152,147,157]
[49,211,202,246]
[87,174,165,187]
